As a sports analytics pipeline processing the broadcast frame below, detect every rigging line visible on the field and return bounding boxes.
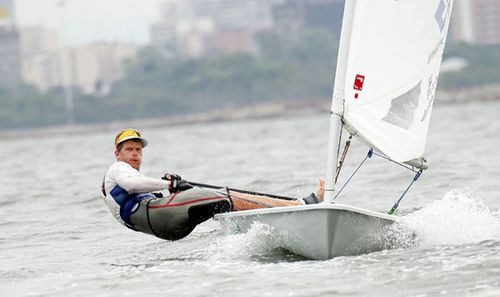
[335,135,352,183]
[332,100,346,181]
[371,151,421,174]
[334,149,373,201]
[187,181,298,201]
[387,170,423,215]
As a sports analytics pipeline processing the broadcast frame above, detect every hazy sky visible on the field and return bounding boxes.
[15,0,166,45]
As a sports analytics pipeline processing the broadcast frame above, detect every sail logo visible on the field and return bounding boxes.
[353,74,365,99]
[435,0,452,33]
[353,74,365,92]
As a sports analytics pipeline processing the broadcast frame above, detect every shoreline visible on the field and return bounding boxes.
[436,84,500,103]
[3,85,500,140]
[3,99,329,140]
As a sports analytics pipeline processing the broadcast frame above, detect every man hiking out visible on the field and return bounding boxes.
[101,129,325,240]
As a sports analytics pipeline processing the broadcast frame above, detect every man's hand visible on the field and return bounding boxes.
[162,173,182,181]
[162,173,192,193]
[170,179,193,193]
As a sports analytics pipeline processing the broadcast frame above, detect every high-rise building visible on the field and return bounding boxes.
[303,0,344,35]
[0,0,21,89]
[0,26,22,89]
[272,0,344,39]
[150,0,278,58]
[451,0,500,44]
[190,0,276,32]
[70,43,138,95]
[272,0,304,38]
[151,0,214,58]
[20,27,62,92]
[0,0,15,28]
[20,26,137,94]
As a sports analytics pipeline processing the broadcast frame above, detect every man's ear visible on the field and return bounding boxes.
[114,150,120,159]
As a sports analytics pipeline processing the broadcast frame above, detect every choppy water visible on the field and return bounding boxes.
[1,101,500,297]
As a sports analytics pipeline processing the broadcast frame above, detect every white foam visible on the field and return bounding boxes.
[207,222,285,261]
[207,189,500,259]
[396,189,500,247]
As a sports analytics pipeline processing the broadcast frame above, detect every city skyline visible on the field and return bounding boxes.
[14,0,165,45]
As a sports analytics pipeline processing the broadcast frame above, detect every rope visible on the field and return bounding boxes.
[372,151,421,174]
[334,149,373,201]
[387,170,423,215]
[187,181,298,201]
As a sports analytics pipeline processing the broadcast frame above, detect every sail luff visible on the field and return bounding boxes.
[325,0,357,203]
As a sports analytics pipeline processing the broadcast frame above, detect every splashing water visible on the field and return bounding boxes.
[393,189,500,247]
[209,189,500,260]
[207,222,288,261]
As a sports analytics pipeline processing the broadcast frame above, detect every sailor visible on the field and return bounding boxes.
[102,128,325,240]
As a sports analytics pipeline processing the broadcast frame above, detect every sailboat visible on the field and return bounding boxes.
[214,0,454,260]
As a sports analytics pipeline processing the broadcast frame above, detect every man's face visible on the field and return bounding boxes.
[115,140,143,170]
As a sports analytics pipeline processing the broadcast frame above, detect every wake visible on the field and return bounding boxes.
[206,189,500,260]
[390,189,500,248]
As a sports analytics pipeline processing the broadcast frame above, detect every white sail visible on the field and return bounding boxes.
[337,0,454,163]
[215,0,455,260]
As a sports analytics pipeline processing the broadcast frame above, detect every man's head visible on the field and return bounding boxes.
[114,129,148,170]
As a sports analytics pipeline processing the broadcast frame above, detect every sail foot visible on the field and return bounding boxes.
[404,158,428,170]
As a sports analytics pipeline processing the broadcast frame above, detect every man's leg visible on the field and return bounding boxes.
[142,188,231,240]
[229,179,325,211]
[229,190,301,211]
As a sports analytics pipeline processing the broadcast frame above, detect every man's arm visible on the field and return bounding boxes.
[112,162,170,193]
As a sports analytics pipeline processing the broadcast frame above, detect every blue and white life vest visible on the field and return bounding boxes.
[109,185,153,228]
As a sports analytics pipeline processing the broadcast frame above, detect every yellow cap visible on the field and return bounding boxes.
[115,129,148,148]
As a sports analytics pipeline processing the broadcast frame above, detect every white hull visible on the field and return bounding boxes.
[214,204,398,260]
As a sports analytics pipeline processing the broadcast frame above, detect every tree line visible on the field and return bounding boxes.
[1,29,500,129]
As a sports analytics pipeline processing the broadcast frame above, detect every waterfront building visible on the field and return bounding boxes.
[0,26,22,89]
[20,27,61,92]
[451,0,500,44]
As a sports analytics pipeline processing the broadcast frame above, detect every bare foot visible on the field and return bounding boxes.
[315,179,325,202]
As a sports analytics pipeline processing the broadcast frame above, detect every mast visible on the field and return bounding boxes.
[324,0,356,203]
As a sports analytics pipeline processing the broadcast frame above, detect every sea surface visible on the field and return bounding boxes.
[1,101,500,297]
